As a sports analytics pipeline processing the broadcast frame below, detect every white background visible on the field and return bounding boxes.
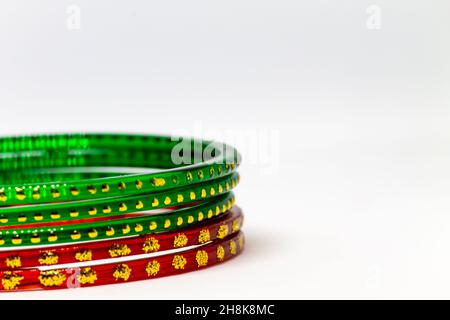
[1,0,450,299]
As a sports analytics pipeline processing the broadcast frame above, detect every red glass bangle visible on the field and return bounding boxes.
[0,206,243,269]
[0,231,245,291]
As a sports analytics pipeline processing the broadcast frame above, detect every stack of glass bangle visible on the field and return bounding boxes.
[0,133,244,291]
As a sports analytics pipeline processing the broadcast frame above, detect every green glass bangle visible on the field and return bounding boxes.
[0,192,236,247]
[0,173,239,226]
[0,171,131,185]
[0,133,241,205]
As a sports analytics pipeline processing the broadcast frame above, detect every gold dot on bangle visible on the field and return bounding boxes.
[198,229,210,244]
[12,235,22,245]
[75,249,92,262]
[119,203,127,212]
[38,252,58,265]
[51,188,59,199]
[217,225,229,239]
[238,235,245,250]
[136,200,144,209]
[229,240,237,255]
[71,231,81,240]
[0,188,7,202]
[113,264,131,281]
[122,224,131,234]
[87,185,97,195]
[32,187,40,200]
[50,212,60,219]
[106,227,115,236]
[145,260,160,277]
[196,250,208,267]
[5,255,21,268]
[78,268,97,285]
[31,234,41,244]
[48,232,58,242]
[102,184,110,193]
[88,229,98,238]
[70,187,80,196]
[15,187,25,200]
[150,178,166,187]
[232,220,240,232]
[172,255,187,270]
[173,233,188,248]
[217,245,225,261]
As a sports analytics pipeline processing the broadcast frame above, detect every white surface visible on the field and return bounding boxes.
[1,0,450,299]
